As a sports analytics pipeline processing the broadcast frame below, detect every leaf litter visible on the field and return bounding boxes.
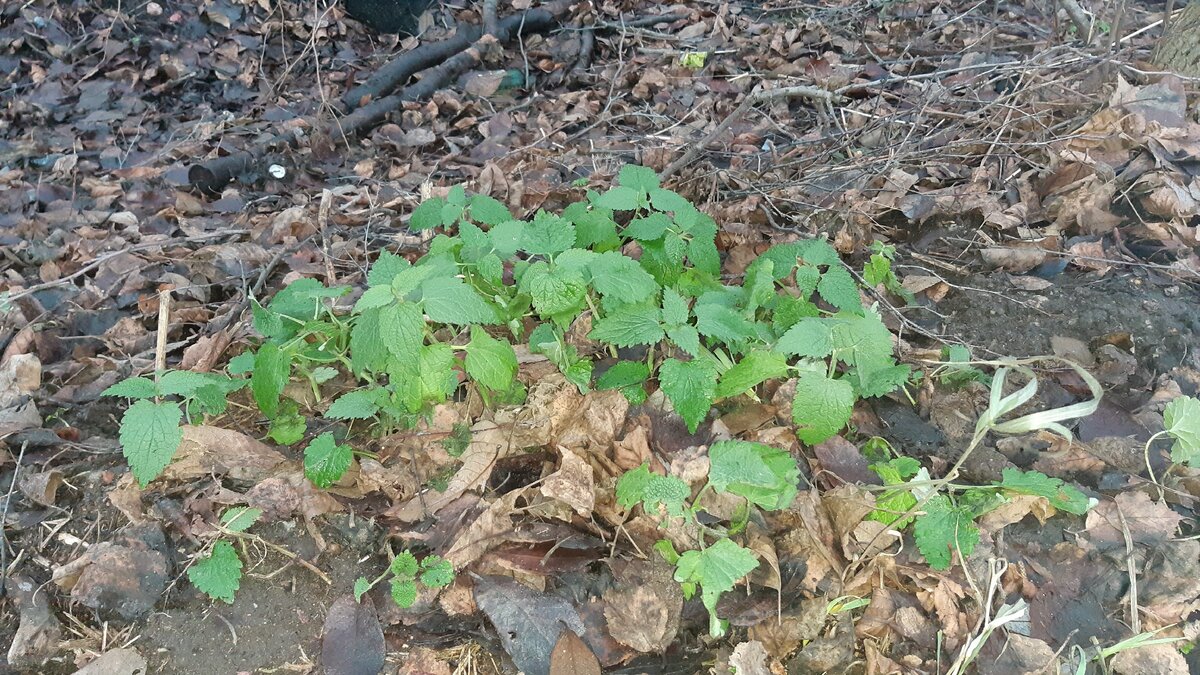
[3,0,1200,673]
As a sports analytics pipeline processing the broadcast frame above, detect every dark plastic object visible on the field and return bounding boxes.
[343,0,435,34]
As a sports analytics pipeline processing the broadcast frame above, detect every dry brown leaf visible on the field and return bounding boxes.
[389,421,505,522]
[541,446,595,517]
[602,559,682,653]
[1083,491,1182,552]
[161,425,288,482]
[442,489,525,569]
[726,641,770,675]
[548,629,601,675]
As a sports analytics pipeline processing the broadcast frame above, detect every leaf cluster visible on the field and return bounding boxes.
[354,550,455,609]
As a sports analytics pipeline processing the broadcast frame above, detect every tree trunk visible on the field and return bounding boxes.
[1155,1,1200,76]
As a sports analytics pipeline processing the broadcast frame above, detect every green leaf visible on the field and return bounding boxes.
[623,213,671,241]
[465,326,518,392]
[597,361,650,391]
[589,252,659,306]
[830,313,894,366]
[791,372,855,445]
[227,352,255,375]
[354,285,396,313]
[251,343,290,418]
[661,287,690,326]
[618,164,660,192]
[658,358,717,434]
[817,265,863,313]
[714,350,789,400]
[391,579,418,608]
[304,432,353,489]
[188,540,242,604]
[379,301,425,363]
[997,468,1091,515]
[468,194,512,225]
[520,210,576,255]
[420,277,501,324]
[588,307,665,347]
[649,187,690,213]
[353,577,371,602]
[410,198,446,231]
[686,221,720,275]
[390,551,419,578]
[350,308,388,374]
[565,204,619,251]
[694,303,758,346]
[220,507,263,533]
[521,263,587,318]
[615,464,691,517]
[102,377,158,400]
[595,186,641,211]
[673,538,758,638]
[775,318,834,359]
[667,325,702,358]
[869,488,918,529]
[488,220,525,258]
[1164,396,1200,466]
[368,251,411,287]
[797,239,840,267]
[268,400,306,445]
[707,440,800,510]
[418,343,457,403]
[914,494,979,571]
[419,556,455,588]
[158,371,229,398]
[119,400,183,487]
[326,388,384,420]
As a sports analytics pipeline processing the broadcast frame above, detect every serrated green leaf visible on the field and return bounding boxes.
[390,551,419,578]
[797,239,840,267]
[795,265,820,298]
[410,198,446,231]
[775,318,834,359]
[597,361,650,391]
[830,313,894,366]
[489,220,525,258]
[694,303,758,346]
[588,307,665,347]
[465,326,518,392]
[594,185,641,211]
[673,538,758,638]
[564,204,619,251]
[268,400,306,445]
[616,464,691,517]
[102,377,158,400]
[326,388,384,420]
[791,372,855,445]
[477,253,504,286]
[589,252,659,306]
[303,432,353,489]
[555,248,599,276]
[772,295,820,333]
[119,400,183,487]
[707,440,800,510]
[418,343,457,403]
[220,507,263,533]
[661,287,690,326]
[189,540,242,603]
[997,468,1090,515]
[714,350,789,399]
[251,343,290,418]
[520,210,576,255]
[354,285,396,313]
[869,488,917,529]
[667,325,702,358]
[379,301,425,363]
[368,251,411,287]
[817,265,863,313]
[1164,396,1200,466]
[419,556,455,588]
[914,494,979,571]
[658,358,717,434]
[158,371,223,398]
[349,308,388,374]
[521,262,587,318]
[468,194,512,225]
[618,164,660,192]
[391,579,418,608]
[227,352,255,375]
[649,188,690,213]
[623,213,671,241]
[686,221,720,275]
[420,277,501,325]
[354,577,371,602]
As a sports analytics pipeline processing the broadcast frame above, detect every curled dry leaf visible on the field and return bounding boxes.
[162,425,288,483]
[541,446,595,517]
[602,559,682,653]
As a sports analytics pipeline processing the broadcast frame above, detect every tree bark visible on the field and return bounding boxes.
[1155,1,1200,76]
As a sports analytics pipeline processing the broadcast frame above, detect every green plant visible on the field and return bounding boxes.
[862,241,912,303]
[354,550,455,608]
[106,165,911,488]
[187,506,262,603]
[1146,394,1200,486]
[616,439,800,637]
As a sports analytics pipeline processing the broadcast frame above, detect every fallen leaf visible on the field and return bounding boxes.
[321,595,385,675]
[475,576,586,675]
[548,630,601,675]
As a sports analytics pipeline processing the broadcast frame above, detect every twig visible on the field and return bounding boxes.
[0,442,28,597]
[1058,0,1094,42]
[662,85,842,179]
[482,0,498,36]
[154,289,171,376]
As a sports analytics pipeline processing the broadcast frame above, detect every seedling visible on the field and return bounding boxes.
[354,550,455,608]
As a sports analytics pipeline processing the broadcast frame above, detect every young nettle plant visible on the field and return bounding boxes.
[616,440,801,638]
[104,164,910,493]
[187,506,262,603]
[354,550,455,608]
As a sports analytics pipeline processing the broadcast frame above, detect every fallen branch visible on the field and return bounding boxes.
[661,84,842,179]
[189,1,571,194]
